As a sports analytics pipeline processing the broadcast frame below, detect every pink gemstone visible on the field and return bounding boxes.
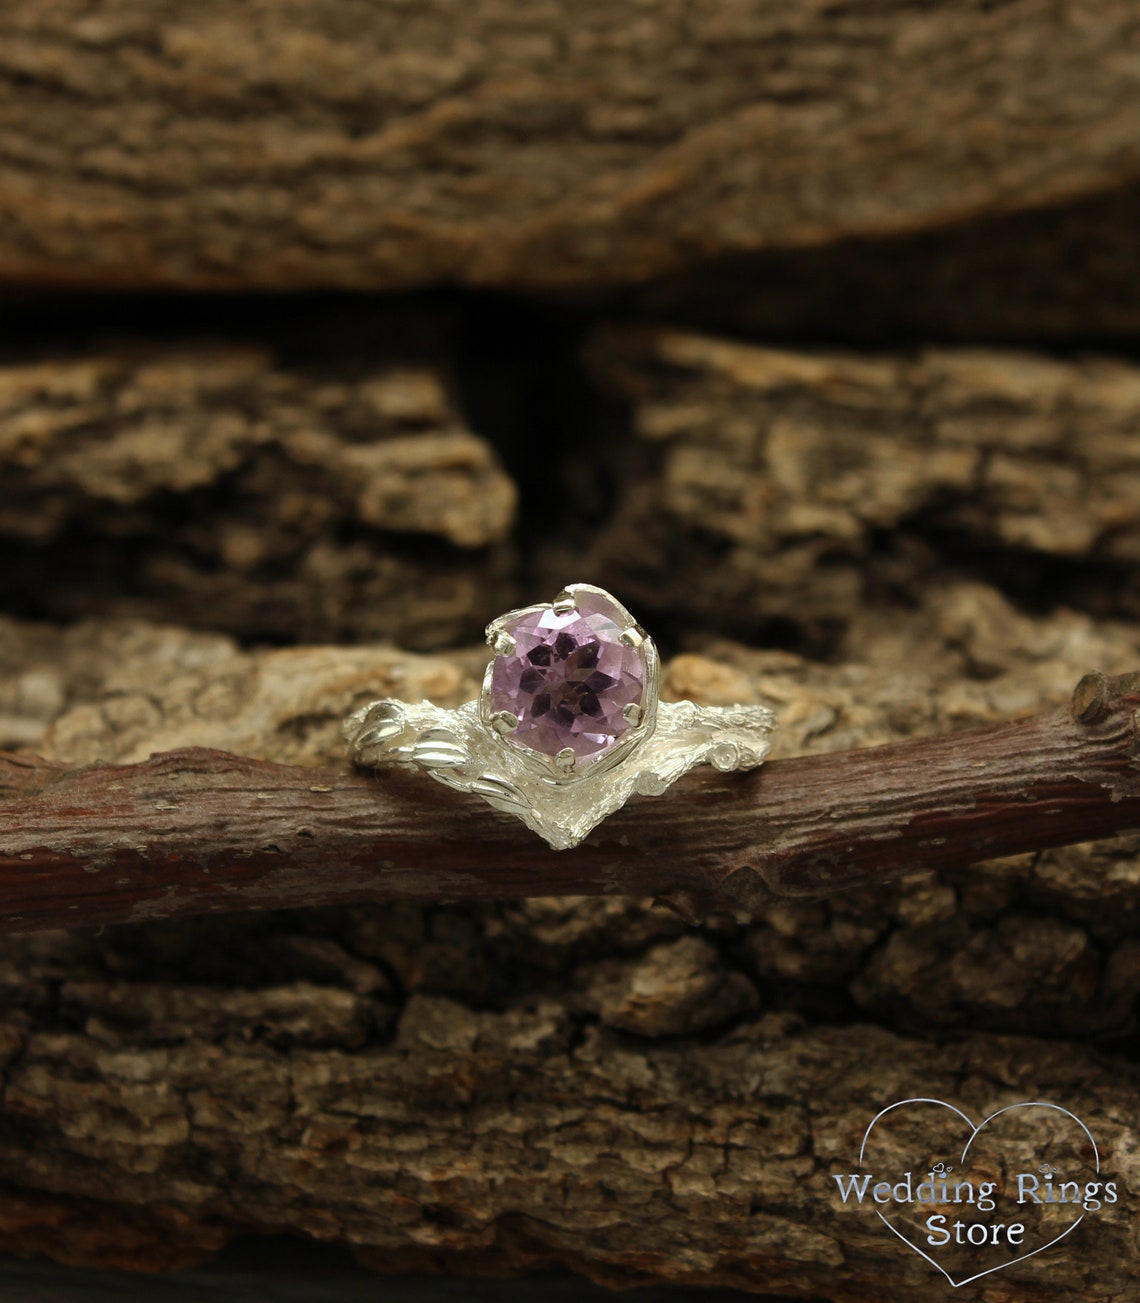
[489,590,645,764]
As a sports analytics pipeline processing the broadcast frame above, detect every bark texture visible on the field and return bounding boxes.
[574,326,1140,646]
[2,606,1140,1294]
[0,888,1138,1297]
[0,345,516,647]
[1,2,1139,291]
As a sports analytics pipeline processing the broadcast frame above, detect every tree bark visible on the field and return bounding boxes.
[0,343,515,648]
[3,6,1140,1297]
[2,2,1139,292]
[573,326,1140,647]
[0,932,1137,1298]
[9,334,1140,659]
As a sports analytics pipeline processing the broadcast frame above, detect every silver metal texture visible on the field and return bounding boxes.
[345,583,778,850]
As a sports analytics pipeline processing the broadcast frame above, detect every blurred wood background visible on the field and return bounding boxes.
[1,2,1140,1300]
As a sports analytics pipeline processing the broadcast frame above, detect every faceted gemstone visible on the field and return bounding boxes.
[489,589,645,764]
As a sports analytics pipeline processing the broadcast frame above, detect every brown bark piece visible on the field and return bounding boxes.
[577,327,1140,641]
[2,2,1139,291]
[0,346,516,647]
[0,925,1136,1298]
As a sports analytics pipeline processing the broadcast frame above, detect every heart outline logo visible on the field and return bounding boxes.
[858,1098,1100,1288]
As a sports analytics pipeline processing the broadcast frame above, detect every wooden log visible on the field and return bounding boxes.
[576,327,1140,644]
[0,943,1135,1296]
[0,344,516,647]
[1,1,1139,291]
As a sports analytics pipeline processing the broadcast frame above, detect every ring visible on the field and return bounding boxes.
[344,583,778,849]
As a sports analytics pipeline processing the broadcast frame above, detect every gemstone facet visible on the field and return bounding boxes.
[488,588,646,766]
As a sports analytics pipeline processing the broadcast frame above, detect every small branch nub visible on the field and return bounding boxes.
[1072,672,1110,724]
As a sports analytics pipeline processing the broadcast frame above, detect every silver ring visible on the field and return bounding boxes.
[344,583,778,849]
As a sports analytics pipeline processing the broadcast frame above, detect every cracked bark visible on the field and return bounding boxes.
[0,341,516,647]
[2,2,1140,293]
[2,6,1140,1294]
[571,326,1140,646]
[0,925,1137,1299]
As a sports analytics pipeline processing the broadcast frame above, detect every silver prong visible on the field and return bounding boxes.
[551,590,576,615]
[619,625,646,649]
[492,711,519,735]
[622,702,643,726]
[493,632,516,656]
[555,747,576,775]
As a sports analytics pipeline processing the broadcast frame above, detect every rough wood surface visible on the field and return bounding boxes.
[9,584,1140,767]
[2,2,1140,291]
[574,327,1140,645]
[0,924,1136,1298]
[4,6,1140,1294]
[0,345,515,647]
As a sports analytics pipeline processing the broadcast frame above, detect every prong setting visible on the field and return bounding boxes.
[492,710,519,735]
[493,632,516,656]
[481,583,660,785]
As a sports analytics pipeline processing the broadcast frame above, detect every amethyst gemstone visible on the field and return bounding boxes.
[489,590,645,764]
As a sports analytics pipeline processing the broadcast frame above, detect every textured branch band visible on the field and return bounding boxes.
[345,696,777,850]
